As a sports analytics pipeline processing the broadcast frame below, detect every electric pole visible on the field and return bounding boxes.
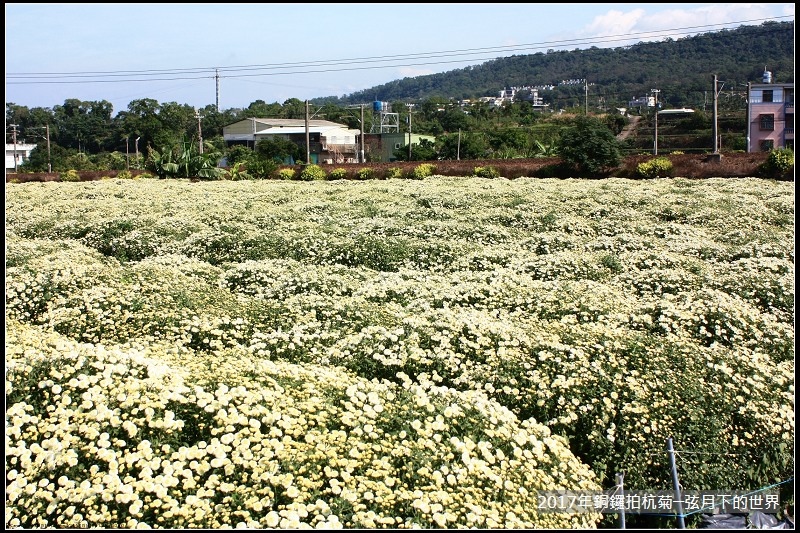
[305,100,311,164]
[46,124,51,173]
[135,137,140,169]
[10,124,19,172]
[746,82,752,153]
[360,104,365,163]
[195,109,204,155]
[585,79,588,115]
[712,75,719,154]
[651,89,660,155]
[215,68,220,112]
[346,104,368,163]
[406,103,413,161]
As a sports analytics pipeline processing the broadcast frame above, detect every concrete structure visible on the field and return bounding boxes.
[222,118,361,164]
[747,70,794,152]
[5,142,37,171]
[364,132,436,162]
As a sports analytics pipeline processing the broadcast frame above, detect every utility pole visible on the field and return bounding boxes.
[45,124,51,173]
[135,137,140,169]
[126,136,130,170]
[651,89,660,155]
[305,99,311,164]
[406,103,413,161]
[10,124,19,172]
[746,82,752,153]
[585,79,588,115]
[360,104,365,163]
[457,129,461,160]
[712,75,719,154]
[215,68,220,112]
[195,109,204,154]
[346,104,368,163]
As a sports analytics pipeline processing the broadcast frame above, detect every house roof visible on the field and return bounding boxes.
[223,117,360,137]
[658,108,695,115]
[254,126,351,136]
[228,117,350,129]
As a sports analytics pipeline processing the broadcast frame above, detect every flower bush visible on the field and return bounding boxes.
[328,168,348,180]
[412,163,436,179]
[277,168,296,180]
[5,176,795,528]
[473,166,500,179]
[636,157,673,179]
[299,164,327,181]
[6,318,600,529]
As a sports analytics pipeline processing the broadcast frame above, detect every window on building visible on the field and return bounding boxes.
[786,140,794,151]
[786,114,794,134]
[762,89,774,103]
[785,88,794,106]
[759,139,774,152]
[759,114,775,131]
[394,143,401,149]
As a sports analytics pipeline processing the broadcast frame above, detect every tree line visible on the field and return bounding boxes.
[5,20,792,173]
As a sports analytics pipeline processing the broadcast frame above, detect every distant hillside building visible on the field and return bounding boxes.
[497,86,548,109]
[629,96,656,109]
[747,70,794,152]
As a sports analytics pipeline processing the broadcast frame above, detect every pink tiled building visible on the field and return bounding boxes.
[747,70,794,152]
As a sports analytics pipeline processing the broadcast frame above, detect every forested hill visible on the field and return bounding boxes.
[313,21,794,110]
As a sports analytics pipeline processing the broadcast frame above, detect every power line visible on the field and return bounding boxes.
[6,17,792,85]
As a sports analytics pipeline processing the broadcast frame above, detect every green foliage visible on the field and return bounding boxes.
[357,167,375,180]
[328,168,348,180]
[255,137,302,164]
[60,169,80,182]
[531,139,559,157]
[412,163,436,179]
[758,148,794,178]
[226,145,255,166]
[299,164,327,181]
[385,167,404,179]
[277,168,296,180]
[473,165,500,179]
[223,162,249,181]
[145,147,179,179]
[636,157,674,179]
[116,170,133,180]
[557,115,623,174]
[246,159,279,180]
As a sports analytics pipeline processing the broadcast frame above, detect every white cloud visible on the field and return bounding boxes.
[397,67,438,78]
[572,4,788,47]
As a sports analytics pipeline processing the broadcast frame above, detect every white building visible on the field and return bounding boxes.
[222,118,361,164]
[5,142,37,171]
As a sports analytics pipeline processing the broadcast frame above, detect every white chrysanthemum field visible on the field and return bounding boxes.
[5,176,794,529]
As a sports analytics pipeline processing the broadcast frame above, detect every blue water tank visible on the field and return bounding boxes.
[373,101,383,112]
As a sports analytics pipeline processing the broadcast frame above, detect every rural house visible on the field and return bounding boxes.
[223,118,361,164]
[747,69,794,152]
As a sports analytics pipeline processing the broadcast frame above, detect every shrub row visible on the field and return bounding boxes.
[7,151,789,183]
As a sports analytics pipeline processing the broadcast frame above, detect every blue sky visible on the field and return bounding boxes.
[5,3,794,115]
